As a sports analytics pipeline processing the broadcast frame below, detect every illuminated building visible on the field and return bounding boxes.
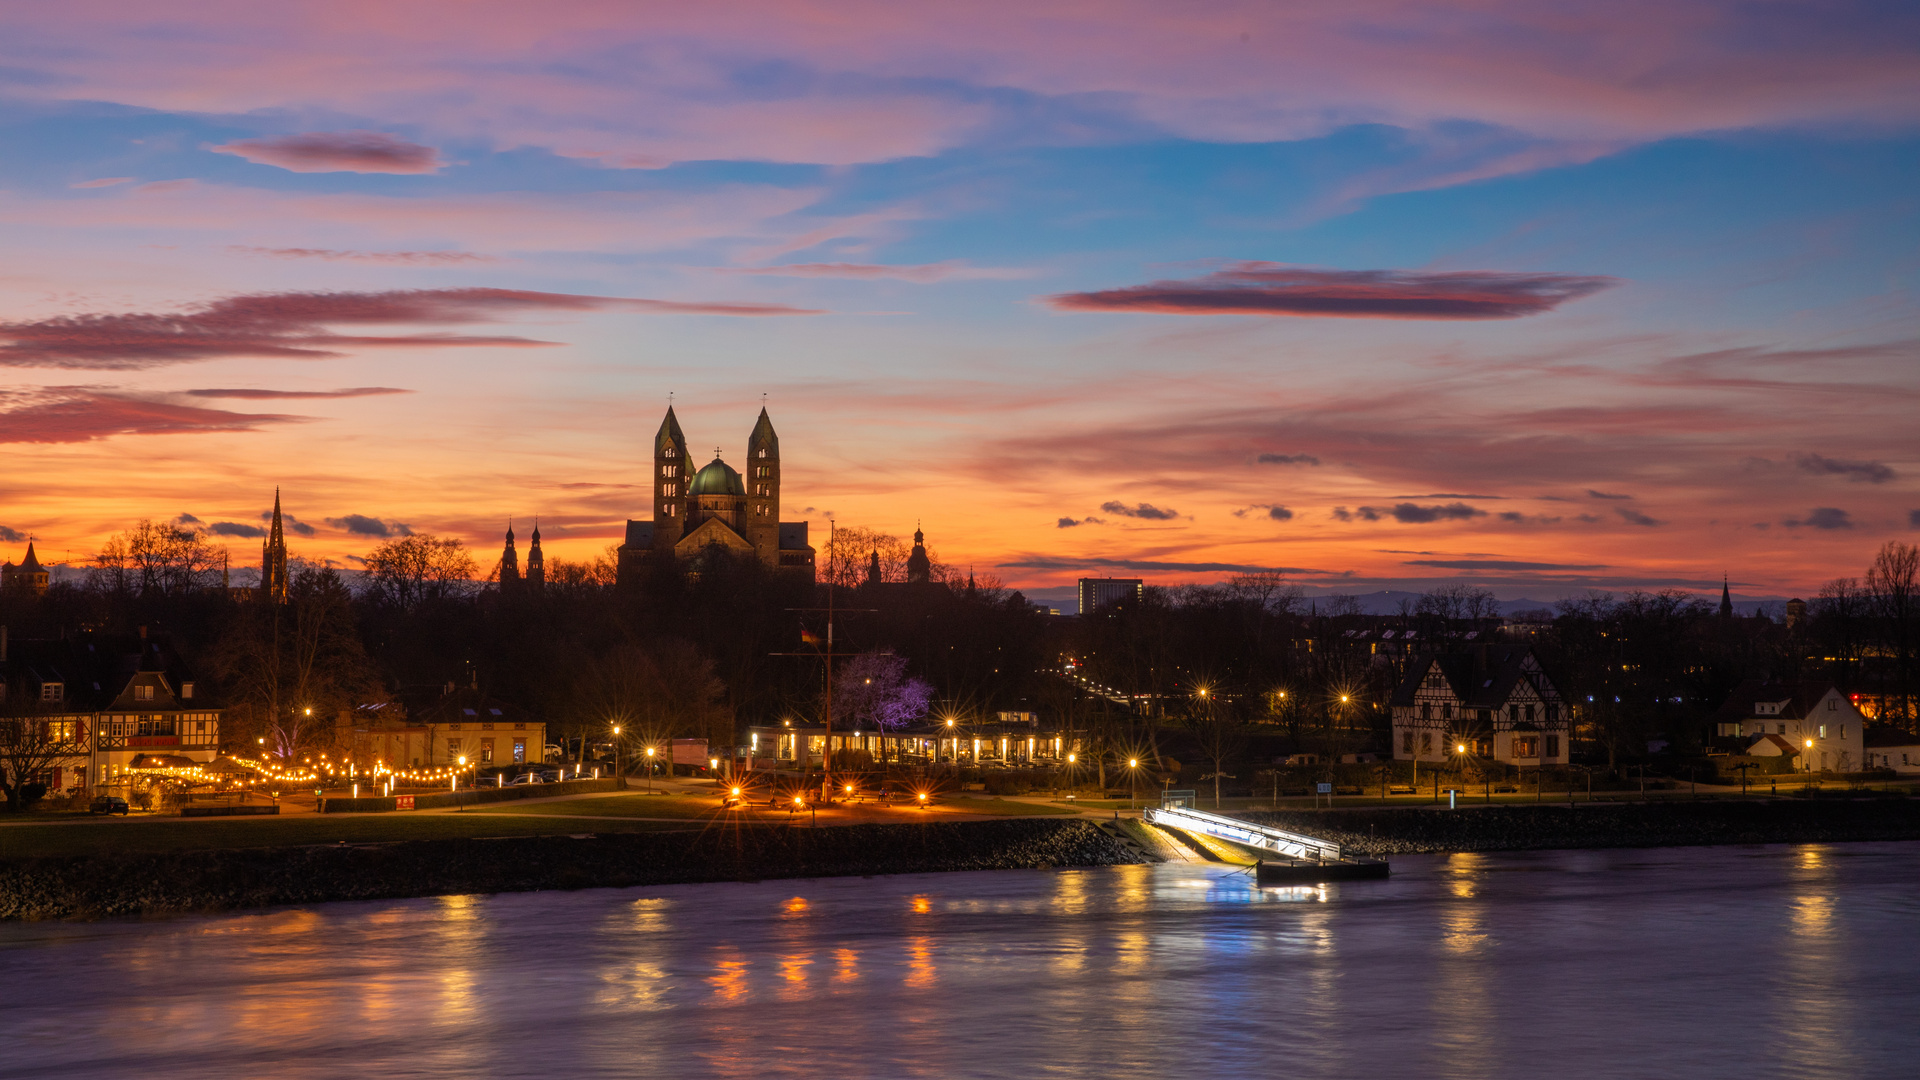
[1389,645,1571,766]
[616,405,816,583]
[1711,680,1866,773]
[1078,577,1143,616]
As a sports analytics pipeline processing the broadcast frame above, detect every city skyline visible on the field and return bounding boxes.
[2,2,1916,599]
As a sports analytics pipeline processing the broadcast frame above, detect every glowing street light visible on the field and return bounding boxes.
[646,745,657,792]
[1128,757,1141,811]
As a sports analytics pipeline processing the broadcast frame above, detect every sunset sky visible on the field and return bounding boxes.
[1,1,1916,604]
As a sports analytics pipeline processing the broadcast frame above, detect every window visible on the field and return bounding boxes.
[135,685,154,701]
[1778,723,1786,734]
[1512,736,1538,758]
[513,739,527,763]
[757,448,767,458]
[481,738,495,763]
[1828,698,1837,711]
[40,683,62,702]
[663,446,676,458]
[1819,724,1827,739]
[181,682,194,699]
[1546,734,1560,758]
[1421,732,1432,753]
[1402,731,1414,754]
[1420,703,1431,720]
[1546,704,1559,721]
[1524,703,1535,722]
[447,739,462,756]
[1443,703,1453,720]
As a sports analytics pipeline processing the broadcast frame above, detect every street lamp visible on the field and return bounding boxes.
[612,725,622,784]
[455,755,467,810]
[1128,757,1140,811]
[646,745,657,792]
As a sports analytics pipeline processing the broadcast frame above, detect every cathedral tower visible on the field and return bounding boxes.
[907,524,931,584]
[746,407,781,565]
[652,406,691,554]
[526,520,545,595]
[499,521,520,591]
[261,489,289,604]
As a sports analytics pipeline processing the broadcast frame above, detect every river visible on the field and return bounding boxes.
[3,842,1916,1079]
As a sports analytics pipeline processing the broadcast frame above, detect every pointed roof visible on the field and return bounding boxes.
[749,406,779,455]
[656,405,687,453]
[1719,575,1734,617]
[530,517,541,543]
[18,539,42,572]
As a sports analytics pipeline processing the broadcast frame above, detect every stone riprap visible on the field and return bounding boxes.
[0,817,1143,921]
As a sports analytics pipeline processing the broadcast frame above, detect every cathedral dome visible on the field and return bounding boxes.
[689,456,745,496]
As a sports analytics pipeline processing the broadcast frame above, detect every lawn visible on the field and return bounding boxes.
[0,812,694,860]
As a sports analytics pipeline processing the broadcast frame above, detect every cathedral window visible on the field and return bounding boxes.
[758,448,767,458]
[664,447,676,458]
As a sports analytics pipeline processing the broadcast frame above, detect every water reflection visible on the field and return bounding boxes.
[1,845,1915,1080]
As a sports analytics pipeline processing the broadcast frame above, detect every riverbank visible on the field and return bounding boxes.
[0,817,1143,921]
[1239,797,1920,856]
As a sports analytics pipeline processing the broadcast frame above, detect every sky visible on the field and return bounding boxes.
[0,0,1916,603]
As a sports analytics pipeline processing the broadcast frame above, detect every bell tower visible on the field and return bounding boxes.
[653,406,690,553]
[746,407,781,564]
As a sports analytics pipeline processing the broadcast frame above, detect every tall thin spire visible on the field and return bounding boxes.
[1719,574,1734,618]
[261,488,289,604]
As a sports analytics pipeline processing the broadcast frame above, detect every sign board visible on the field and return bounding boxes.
[395,795,415,810]
[1316,782,1333,794]
[671,738,710,766]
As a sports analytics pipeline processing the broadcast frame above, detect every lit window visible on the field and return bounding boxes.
[40,683,62,702]
[135,685,154,701]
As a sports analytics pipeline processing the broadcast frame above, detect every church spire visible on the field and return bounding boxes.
[261,488,289,604]
[1719,574,1734,618]
[500,520,521,591]
[526,518,545,595]
[907,521,931,584]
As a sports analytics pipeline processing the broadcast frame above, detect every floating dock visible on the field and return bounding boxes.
[1142,802,1390,884]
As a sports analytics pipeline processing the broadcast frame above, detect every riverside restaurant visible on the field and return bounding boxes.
[742,716,1081,770]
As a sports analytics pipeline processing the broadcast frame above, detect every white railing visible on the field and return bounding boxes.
[1144,805,1341,862]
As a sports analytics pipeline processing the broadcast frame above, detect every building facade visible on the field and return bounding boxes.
[0,630,221,794]
[1388,645,1571,766]
[1712,680,1866,773]
[1079,578,1143,615]
[617,406,816,583]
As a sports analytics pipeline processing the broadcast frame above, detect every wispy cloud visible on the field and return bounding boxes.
[1404,558,1605,571]
[0,288,822,369]
[1100,500,1180,520]
[325,514,412,537]
[1587,489,1633,500]
[1047,264,1615,319]
[1255,453,1319,466]
[714,261,1030,282]
[1001,555,1331,574]
[185,387,412,400]
[207,521,265,538]
[1335,501,1486,524]
[70,177,134,189]
[1233,504,1294,521]
[1793,453,1894,484]
[228,246,501,265]
[0,387,299,442]
[212,131,443,174]
[1784,507,1853,530]
[0,526,25,543]
[1615,507,1664,527]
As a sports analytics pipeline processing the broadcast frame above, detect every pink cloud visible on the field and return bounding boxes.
[184,386,412,399]
[1047,264,1616,319]
[0,287,823,369]
[0,387,301,443]
[715,261,1032,282]
[228,246,502,264]
[211,131,442,174]
[70,177,134,188]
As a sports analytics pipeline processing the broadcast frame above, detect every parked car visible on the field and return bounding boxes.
[90,795,129,816]
[508,772,539,786]
[544,744,563,762]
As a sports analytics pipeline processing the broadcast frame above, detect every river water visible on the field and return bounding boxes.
[3,842,1915,1079]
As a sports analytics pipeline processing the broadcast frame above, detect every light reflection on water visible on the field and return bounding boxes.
[3,842,1918,1079]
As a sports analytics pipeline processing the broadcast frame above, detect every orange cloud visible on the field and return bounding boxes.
[0,387,301,443]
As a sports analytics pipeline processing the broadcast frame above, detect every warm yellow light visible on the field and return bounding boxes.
[1128,758,1139,768]
[612,725,621,735]
[731,787,741,796]
[458,755,467,765]
[794,796,804,805]
[1341,694,1350,703]
[845,784,854,792]
[710,758,718,768]
[1456,743,1467,753]
[918,792,928,801]
[647,747,655,757]
[1067,753,1077,763]
[946,718,955,727]
[1806,739,1814,748]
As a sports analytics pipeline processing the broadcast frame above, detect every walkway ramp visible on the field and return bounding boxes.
[1143,805,1341,861]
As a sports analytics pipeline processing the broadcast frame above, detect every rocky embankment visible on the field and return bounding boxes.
[1240,799,1920,856]
[0,818,1142,921]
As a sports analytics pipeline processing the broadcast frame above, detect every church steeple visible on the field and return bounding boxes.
[500,520,521,590]
[261,489,289,604]
[652,405,691,553]
[1719,574,1734,618]
[746,406,781,565]
[907,522,931,584]
[866,547,883,586]
[526,519,545,595]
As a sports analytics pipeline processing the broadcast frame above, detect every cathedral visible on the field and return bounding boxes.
[616,406,816,583]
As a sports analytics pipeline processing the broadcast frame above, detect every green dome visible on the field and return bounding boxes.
[689,456,744,496]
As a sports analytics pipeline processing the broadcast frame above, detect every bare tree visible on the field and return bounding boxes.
[1867,542,1919,729]
[208,567,381,757]
[362,535,478,611]
[91,520,225,598]
[821,526,909,587]
[0,695,83,812]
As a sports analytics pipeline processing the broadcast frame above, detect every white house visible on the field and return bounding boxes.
[1713,680,1866,774]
